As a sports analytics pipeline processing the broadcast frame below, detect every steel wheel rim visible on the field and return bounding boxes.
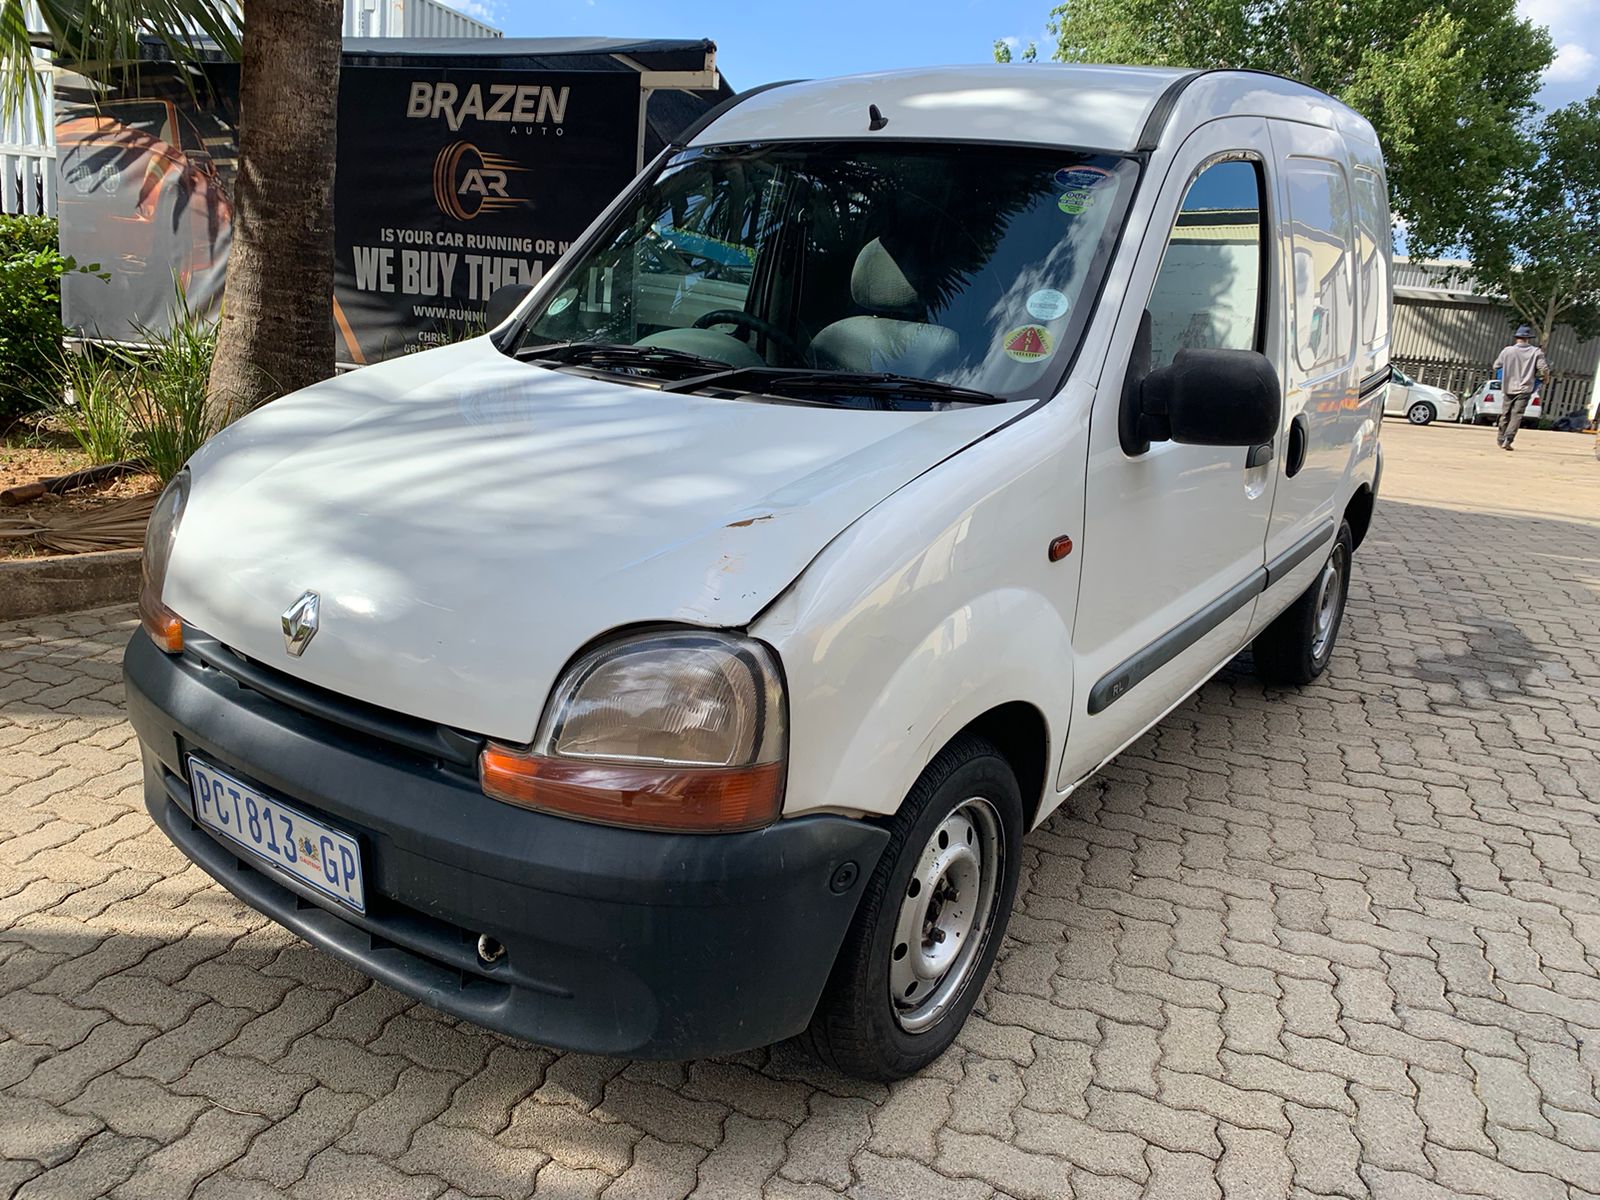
[1311,543,1346,662]
[889,797,1003,1034]
[1408,403,1431,424]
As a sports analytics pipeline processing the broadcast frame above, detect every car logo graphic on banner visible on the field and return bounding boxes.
[432,141,529,221]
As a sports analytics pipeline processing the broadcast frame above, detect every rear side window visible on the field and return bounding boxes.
[1145,159,1264,371]
[1284,159,1355,373]
[1353,167,1390,351]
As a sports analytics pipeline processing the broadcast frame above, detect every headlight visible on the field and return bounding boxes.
[480,630,787,832]
[138,468,190,653]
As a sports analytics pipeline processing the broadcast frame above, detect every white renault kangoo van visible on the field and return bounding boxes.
[126,65,1390,1079]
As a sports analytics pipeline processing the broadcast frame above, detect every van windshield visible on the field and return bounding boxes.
[512,141,1138,405]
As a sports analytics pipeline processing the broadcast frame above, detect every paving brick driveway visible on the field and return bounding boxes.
[3,421,1600,1199]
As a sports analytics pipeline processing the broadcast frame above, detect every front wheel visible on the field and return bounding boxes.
[1407,401,1435,425]
[804,735,1023,1080]
[1252,521,1354,685]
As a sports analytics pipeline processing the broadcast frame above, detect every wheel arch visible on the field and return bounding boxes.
[1344,482,1375,550]
[948,702,1051,832]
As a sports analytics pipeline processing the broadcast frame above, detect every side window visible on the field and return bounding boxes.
[1284,159,1355,372]
[1353,166,1390,351]
[1146,159,1264,372]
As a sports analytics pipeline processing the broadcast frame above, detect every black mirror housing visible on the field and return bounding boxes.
[1134,349,1281,450]
[485,283,533,330]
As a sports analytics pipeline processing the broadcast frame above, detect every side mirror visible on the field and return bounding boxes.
[484,283,533,329]
[1124,346,1281,453]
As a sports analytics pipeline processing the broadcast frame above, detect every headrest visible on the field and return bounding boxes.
[850,238,921,315]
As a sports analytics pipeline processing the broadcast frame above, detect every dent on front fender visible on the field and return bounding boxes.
[761,583,1075,821]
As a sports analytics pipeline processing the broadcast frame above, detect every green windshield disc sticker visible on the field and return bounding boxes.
[1058,190,1095,215]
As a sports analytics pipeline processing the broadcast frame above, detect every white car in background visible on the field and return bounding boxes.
[1467,378,1541,426]
[1384,368,1459,425]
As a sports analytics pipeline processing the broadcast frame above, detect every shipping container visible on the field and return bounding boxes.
[344,0,502,40]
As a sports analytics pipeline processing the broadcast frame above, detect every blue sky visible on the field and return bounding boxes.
[459,0,1598,113]
[461,0,1054,88]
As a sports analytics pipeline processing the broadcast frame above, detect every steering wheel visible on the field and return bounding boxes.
[692,310,804,362]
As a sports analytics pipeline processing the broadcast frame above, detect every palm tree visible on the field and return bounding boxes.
[1,0,342,421]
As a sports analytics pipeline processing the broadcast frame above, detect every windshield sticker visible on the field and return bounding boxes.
[1054,165,1112,216]
[1026,289,1070,321]
[1002,324,1054,363]
[1054,165,1113,191]
[547,293,574,315]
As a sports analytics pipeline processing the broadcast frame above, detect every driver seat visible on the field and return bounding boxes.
[808,239,959,376]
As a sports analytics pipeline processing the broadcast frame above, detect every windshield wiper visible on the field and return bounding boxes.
[516,341,733,376]
[660,366,1004,406]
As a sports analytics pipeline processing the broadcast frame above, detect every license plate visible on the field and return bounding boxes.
[187,756,366,913]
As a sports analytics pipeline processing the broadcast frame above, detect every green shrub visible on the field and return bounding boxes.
[128,285,221,483]
[0,215,103,431]
[42,281,221,481]
[50,350,136,465]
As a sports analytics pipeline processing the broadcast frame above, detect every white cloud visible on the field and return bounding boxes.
[1518,0,1600,93]
[1547,41,1598,81]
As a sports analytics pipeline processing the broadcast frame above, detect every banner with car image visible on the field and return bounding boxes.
[332,67,639,364]
[55,63,241,343]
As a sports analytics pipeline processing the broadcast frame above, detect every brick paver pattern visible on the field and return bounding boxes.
[3,422,1600,1199]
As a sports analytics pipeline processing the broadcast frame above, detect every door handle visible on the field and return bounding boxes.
[1245,442,1274,469]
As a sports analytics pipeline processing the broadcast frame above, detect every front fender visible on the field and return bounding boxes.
[754,394,1088,824]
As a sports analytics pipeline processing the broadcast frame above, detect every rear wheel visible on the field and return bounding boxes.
[1253,521,1354,685]
[805,735,1023,1080]
[1406,401,1435,425]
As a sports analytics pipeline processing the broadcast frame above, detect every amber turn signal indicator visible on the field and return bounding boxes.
[138,583,184,653]
[480,743,783,833]
[1048,535,1074,562]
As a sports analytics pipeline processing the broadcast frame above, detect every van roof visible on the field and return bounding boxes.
[688,65,1377,155]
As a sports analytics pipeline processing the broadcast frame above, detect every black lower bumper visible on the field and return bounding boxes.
[124,630,886,1059]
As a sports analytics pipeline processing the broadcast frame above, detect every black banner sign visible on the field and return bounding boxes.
[332,66,640,364]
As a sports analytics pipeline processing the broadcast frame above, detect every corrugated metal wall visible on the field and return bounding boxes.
[1393,260,1600,419]
[343,0,502,39]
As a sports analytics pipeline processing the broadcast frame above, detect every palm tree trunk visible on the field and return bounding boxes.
[207,0,342,422]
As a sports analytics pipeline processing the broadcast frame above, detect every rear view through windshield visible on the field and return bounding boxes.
[517,141,1138,401]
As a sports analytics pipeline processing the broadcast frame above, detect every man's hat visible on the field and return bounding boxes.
[1515,324,1534,339]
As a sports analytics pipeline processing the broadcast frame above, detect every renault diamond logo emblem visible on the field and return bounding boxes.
[281,591,320,657]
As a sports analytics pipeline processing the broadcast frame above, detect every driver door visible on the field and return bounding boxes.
[1062,118,1282,786]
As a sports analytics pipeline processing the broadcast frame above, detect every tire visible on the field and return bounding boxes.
[1252,521,1354,686]
[804,735,1024,1080]
[1406,401,1435,425]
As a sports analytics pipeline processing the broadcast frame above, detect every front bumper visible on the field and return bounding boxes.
[124,629,887,1059]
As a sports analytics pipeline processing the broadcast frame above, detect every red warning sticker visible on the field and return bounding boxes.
[1002,324,1054,363]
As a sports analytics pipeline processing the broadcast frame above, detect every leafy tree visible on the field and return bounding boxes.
[1035,0,1553,258]
[1470,89,1600,346]
[1,0,342,423]
[994,39,1037,64]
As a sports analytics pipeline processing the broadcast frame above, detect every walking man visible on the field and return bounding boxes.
[1493,324,1549,450]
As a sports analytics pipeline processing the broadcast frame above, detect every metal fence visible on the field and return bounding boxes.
[0,65,54,216]
[1393,356,1594,421]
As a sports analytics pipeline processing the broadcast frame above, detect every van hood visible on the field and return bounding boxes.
[165,338,1023,740]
